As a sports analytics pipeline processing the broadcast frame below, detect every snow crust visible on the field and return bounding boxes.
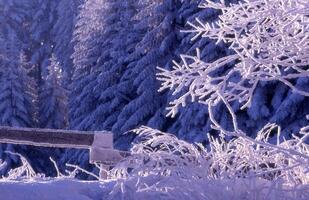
[0,179,109,200]
[1,177,307,200]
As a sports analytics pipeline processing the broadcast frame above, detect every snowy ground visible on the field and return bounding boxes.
[0,179,113,200]
[1,177,308,200]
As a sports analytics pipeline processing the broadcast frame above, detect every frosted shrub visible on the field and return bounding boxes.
[208,123,309,185]
[109,125,308,199]
[110,126,210,179]
[1,152,43,180]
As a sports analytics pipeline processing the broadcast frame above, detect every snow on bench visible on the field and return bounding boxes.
[0,126,129,179]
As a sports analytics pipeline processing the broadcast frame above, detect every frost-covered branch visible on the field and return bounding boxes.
[159,0,309,117]
[109,126,309,199]
[2,152,44,180]
[158,0,309,162]
[110,126,209,179]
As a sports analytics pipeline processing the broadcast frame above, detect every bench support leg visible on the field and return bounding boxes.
[99,164,109,180]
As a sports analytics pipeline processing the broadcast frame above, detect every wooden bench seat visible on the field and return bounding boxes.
[0,126,129,179]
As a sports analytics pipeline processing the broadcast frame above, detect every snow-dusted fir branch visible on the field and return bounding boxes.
[158,0,309,117]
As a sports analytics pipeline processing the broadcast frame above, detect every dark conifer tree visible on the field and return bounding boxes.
[0,33,37,174]
[39,54,68,129]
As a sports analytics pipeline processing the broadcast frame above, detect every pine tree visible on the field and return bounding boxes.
[0,36,36,126]
[69,0,106,131]
[0,0,84,176]
[0,0,32,49]
[73,0,232,149]
[52,0,83,87]
[66,0,109,176]
[0,33,37,175]
[90,0,139,132]
[39,54,68,129]
[29,0,59,83]
[270,80,309,136]
[32,54,68,176]
[112,0,183,147]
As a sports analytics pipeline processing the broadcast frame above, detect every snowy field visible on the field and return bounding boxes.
[0,179,108,200]
[1,177,308,200]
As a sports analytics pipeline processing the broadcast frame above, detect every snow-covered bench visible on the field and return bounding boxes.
[0,126,129,179]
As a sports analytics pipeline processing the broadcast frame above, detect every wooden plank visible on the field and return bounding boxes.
[92,133,113,149]
[89,148,130,165]
[0,126,101,149]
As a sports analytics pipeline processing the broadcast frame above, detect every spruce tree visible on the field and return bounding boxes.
[0,37,36,125]
[66,0,108,175]
[39,54,68,129]
[29,0,59,83]
[0,33,37,175]
[90,0,139,132]
[69,0,106,131]
[0,0,32,49]
[52,0,83,87]
[112,0,183,146]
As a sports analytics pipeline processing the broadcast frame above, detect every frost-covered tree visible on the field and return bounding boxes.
[39,54,68,129]
[111,0,183,145]
[110,0,237,146]
[52,0,83,86]
[90,0,139,132]
[0,0,32,49]
[0,36,36,128]
[132,0,308,146]
[29,0,59,83]
[0,33,37,175]
[69,0,106,131]
[65,0,112,176]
